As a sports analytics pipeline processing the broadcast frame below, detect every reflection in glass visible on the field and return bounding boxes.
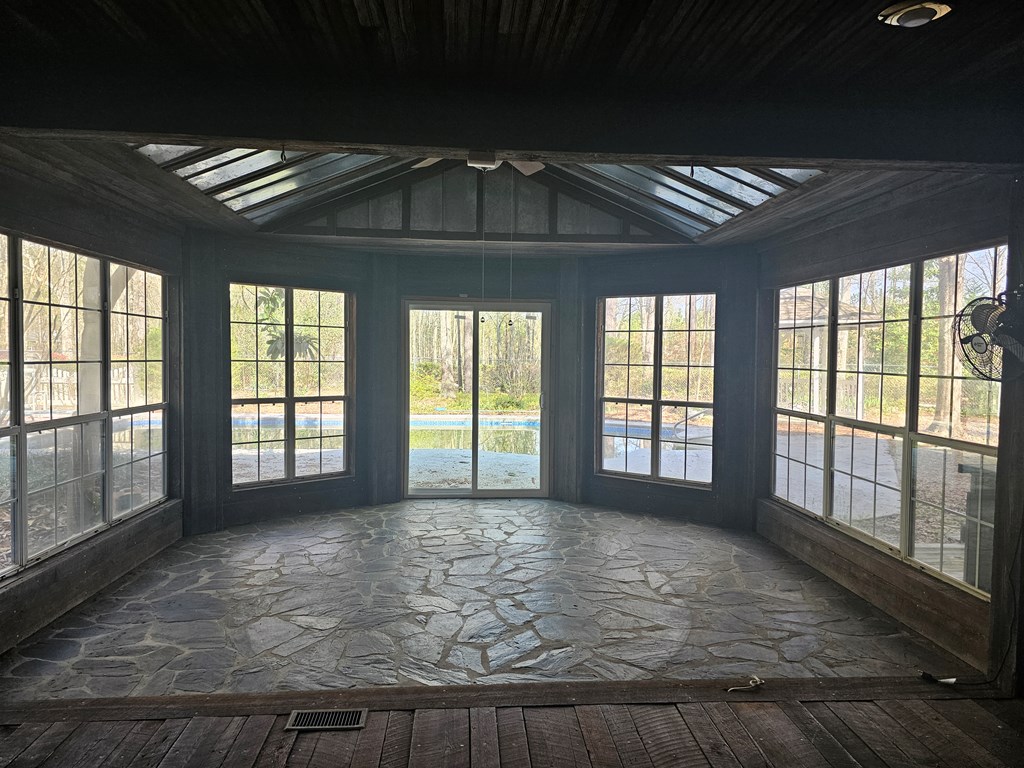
[477,310,543,491]
[912,443,995,592]
[408,308,474,491]
[25,422,105,557]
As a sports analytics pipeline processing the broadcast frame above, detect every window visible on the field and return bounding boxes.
[772,246,1006,595]
[110,265,167,517]
[775,282,829,513]
[0,234,168,579]
[598,293,715,484]
[229,284,349,485]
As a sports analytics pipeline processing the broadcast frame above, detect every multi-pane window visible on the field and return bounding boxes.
[774,282,829,513]
[110,265,166,517]
[26,423,105,557]
[911,246,1005,592]
[772,245,1006,595]
[22,241,104,422]
[835,265,911,427]
[918,249,1005,446]
[774,414,826,515]
[833,266,910,545]
[0,239,11,571]
[0,234,168,580]
[230,284,349,485]
[112,410,165,518]
[0,437,12,572]
[598,294,715,485]
[831,426,902,548]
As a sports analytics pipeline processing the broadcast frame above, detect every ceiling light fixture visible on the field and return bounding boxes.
[467,150,501,172]
[877,2,952,27]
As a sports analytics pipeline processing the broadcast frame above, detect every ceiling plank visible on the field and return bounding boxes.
[0,138,253,232]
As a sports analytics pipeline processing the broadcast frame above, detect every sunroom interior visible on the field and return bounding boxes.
[0,0,1022,706]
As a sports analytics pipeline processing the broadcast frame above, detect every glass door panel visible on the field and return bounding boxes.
[407,307,474,492]
[407,302,547,496]
[477,310,543,490]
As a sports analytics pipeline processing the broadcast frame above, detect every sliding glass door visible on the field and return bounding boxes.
[406,301,548,496]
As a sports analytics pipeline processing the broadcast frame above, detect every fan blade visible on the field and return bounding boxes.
[970,302,1004,334]
[508,160,545,176]
[995,333,1024,362]
[411,158,443,169]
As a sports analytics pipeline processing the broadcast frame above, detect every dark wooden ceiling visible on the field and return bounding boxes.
[3,0,1020,101]
[0,2,1020,166]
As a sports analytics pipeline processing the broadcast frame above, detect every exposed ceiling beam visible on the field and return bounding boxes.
[1,77,1021,170]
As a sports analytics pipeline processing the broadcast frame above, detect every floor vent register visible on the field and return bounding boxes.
[285,708,368,731]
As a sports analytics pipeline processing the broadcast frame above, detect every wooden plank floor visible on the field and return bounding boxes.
[0,681,1021,767]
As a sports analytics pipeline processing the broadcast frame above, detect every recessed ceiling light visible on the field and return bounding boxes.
[878,2,952,27]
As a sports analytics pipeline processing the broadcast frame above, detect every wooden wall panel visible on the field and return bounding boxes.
[182,232,373,533]
[182,231,224,535]
[759,175,1012,288]
[754,173,1017,683]
[370,255,403,505]
[579,248,760,528]
[395,253,561,301]
[552,258,581,502]
[757,499,989,670]
[0,502,182,655]
[0,165,182,274]
[991,176,1024,694]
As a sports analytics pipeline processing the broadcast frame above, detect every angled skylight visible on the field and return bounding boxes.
[135,144,823,235]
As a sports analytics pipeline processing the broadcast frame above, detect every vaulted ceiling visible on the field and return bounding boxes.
[0,2,1016,254]
[133,143,823,239]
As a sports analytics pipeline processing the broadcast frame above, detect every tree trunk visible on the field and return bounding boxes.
[932,256,963,433]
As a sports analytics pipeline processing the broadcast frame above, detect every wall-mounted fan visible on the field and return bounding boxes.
[953,286,1024,381]
[412,151,545,176]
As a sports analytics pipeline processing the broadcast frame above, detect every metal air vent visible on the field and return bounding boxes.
[285,708,367,731]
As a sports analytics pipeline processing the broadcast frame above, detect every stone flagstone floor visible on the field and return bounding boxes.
[0,500,970,700]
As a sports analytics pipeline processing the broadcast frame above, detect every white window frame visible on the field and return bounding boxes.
[596,293,716,487]
[0,231,169,580]
[229,282,352,487]
[772,245,1006,597]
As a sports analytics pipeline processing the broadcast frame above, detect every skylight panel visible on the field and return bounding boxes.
[770,168,823,184]
[633,167,745,216]
[616,166,734,225]
[188,150,309,191]
[136,144,204,165]
[219,154,385,213]
[670,167,772,207]
[174,148,258,179]
[715,167,786,195]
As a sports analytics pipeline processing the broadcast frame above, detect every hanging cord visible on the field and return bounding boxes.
[480,200,486,320]
[508,167,515,326]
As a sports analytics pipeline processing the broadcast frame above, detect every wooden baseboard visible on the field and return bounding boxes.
[0,675,999,724]
[756,498,989,671]
[0,500,183,655]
